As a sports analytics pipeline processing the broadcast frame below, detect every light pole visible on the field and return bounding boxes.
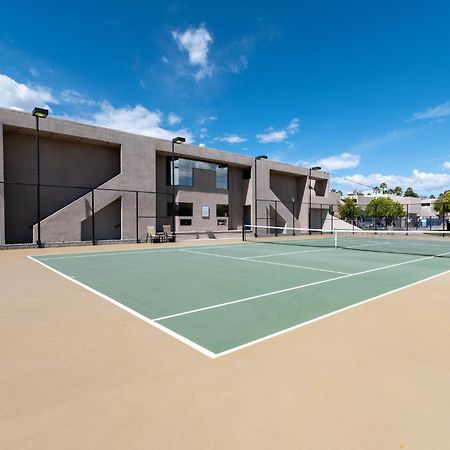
[254,155,267,236]
[309,166,321,231]
[32,107,49,248]
[171,137,186,239]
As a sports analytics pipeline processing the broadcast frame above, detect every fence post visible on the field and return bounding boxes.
[135,191,139,243]
[292,199,295,235]
[331,205,334,230]
[91,189,95,246]
[275,201,278,236]
[406,204,409,233]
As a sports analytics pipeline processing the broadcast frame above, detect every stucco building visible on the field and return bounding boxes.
[0,108,336,246]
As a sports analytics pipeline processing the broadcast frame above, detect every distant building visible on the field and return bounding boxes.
[344,193,438,217]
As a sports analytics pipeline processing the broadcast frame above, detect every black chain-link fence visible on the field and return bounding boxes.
[0,181,173,247]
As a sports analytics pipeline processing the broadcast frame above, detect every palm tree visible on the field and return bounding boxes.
[379,182,388,194]
[392,186,403,196]
[373,186,381,194]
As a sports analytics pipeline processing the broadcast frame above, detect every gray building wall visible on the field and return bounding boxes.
[0,107,334,246]
[3,130,120,243]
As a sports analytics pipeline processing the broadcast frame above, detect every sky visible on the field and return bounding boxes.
[1,0,450,196]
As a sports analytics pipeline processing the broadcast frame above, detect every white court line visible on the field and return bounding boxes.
[35,243,252,261]
[153,253,442,322]
[243,247,334,259]
[214,267,450,358]
[179,249,350,275]
[27,256,217,359]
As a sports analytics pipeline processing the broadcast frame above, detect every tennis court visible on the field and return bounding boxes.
[30,227,450,357]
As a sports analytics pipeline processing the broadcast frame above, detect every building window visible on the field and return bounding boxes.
[167,202,193,216]
[421,203,430,207]
[243,168,251,179]
[217,218,227,226]
[216,204,229,217]
[167,157,228,189]
[180,219,192,226]
[201,206,210,218]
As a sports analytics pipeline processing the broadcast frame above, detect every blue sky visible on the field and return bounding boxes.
[1,0,450,195]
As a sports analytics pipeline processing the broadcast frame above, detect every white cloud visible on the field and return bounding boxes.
[199,128,208,139]
[333,169,450,193]
[60,89,96,106]
[167,113,182,126]
[90,102,193,142]
[228,55,248,74]
[256,118,299,143]
[199,115,217,125]
[443,161,450,169]
[172,25,213,80]
[299,153,361,172]
[0,73,56,111]
[215,135,247,144]
[411,102,450,121]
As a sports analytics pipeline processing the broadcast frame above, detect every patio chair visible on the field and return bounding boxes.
[145,226,160,243]
[163,224,175,242]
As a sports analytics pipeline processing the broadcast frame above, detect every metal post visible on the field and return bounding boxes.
[320,203,323,234]
[275,201,278,236]
[406,204,409,233]
[35,116,41,248]
[292,199,295,235]
[254,158,258,237]
[91,189,95,245]
[308,168,311,233]
[136,191,139,243]
[331,205,334,230]
[443,211,446,237]
[171,141,176,238]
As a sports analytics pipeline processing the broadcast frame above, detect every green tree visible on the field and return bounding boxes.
[379,182,388,194]
[392,186,403,196]
[404,187,419,197]
[433,190,450,217]
[338,198,362,222]
[330,188,343,196]
[373,186,381,194]
[365,197,406,225]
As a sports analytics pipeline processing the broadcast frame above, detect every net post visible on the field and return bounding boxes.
[443,211,446,237]
[320,203,323,234]
[334,230,338,248]
[406,204,409,234]
[242,216,246,242]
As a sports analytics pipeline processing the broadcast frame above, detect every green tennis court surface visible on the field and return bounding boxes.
[31,240,450,357]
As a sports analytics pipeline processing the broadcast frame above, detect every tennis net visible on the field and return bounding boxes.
[243,225,450,258]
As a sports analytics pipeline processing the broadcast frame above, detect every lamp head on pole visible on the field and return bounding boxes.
[255,155,268,160]
[32,107,49,119]
[172,136,186,145]
[310,166,321,171]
